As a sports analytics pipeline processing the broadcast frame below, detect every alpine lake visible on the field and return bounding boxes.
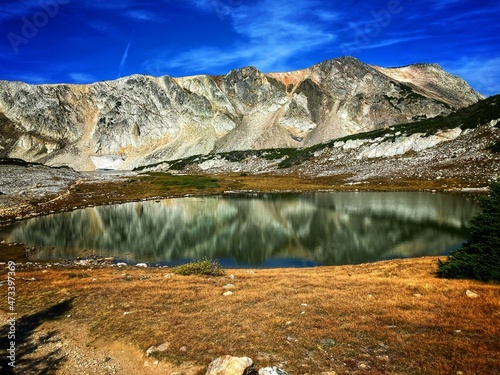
[1,191,480,268]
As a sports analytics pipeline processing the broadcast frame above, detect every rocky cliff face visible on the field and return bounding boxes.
[0,57,483,171]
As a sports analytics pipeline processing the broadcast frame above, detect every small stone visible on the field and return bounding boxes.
[146,342,170,357]
[320,372,337,375]
[258,367,289,375]
[466,290,479,298]
[117,263,127,267]
[358,362,370,370]
[223,284,235,289]
[206,355,254,375]
[378,342,389,349]
[319,338,336,349]
[136,263,148,268]
[223,291,233,296]
[179,346,188,352]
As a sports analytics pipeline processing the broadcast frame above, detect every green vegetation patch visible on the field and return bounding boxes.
[437,180,500,282]
[172,258,225,276]
[145,172,219,190]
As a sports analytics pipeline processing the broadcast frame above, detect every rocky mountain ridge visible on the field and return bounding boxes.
[0,56,483,171]
[143,95,500,187]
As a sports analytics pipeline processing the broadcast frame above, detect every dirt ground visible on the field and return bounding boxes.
[1,258,499,375]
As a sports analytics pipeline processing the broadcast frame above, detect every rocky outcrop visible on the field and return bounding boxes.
[0,57,483,171]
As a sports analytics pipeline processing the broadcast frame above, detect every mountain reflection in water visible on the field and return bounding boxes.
[7,192,479,267]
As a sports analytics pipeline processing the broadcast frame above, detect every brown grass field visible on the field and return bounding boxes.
[1,257,499,374]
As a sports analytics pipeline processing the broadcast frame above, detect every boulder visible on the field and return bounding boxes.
[145,341,170,357]
[206,355,256,375]
[258,367,289,375]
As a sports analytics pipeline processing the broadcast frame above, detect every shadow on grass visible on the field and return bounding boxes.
[0,298,73,374]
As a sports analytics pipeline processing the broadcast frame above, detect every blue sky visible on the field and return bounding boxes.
[1,0,499,96]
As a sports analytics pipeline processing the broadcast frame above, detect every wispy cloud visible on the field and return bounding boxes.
[69,72,97,83]
[144,0,339,75]
[117,34,134,79]
[0,0,44,22]
[445,56,500,97]
[430,0,466,10]
[124,10,167,22]
[360,35,428,50]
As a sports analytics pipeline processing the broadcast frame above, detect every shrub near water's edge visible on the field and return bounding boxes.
[172,258,225,276]
[437,180,500,282]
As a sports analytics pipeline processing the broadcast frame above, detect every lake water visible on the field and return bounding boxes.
[4,192,479,268]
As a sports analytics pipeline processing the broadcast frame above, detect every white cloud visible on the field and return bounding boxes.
[124,10,167,22]
[445,56,500,97]
[17,73,51,84]
[144,0,338,75]
[117,37,133,78]
[0,0,47,22]
[69,72,97,83]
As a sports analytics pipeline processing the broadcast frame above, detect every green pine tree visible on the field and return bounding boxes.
[437,180,500,282]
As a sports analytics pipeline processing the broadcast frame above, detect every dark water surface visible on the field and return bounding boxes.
[4,192,479,267]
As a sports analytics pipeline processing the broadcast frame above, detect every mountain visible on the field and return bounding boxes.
[0,56,483,171]
[140,95,500,187]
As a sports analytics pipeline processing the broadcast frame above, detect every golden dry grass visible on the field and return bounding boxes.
[4,257,499,374]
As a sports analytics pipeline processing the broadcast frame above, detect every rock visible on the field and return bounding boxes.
[205,355,255,375]
[357,362,371,370]
[146,342,170,357]
[319,338,336,349]
[116,262,127,267]
[135,263,148,268]
[258,367,289,375]
[320,372,337,375]
[465,290,479,298]
[223,291,233,296]
[223,284,235,289]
